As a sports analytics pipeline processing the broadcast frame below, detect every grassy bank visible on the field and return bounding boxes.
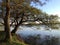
[0,31,28,45]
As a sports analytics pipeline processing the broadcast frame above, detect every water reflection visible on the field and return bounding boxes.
[16,25,60,37]
[24,34,59,45]
[16,25,60,45]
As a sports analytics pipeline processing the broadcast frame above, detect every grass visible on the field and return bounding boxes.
[0,31,5,41]
[0,31,28,45]
[0,25,4,31]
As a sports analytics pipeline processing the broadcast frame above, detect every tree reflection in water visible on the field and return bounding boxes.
[23,34,59,45]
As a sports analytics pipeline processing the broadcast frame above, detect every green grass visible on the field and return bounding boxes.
[0,31,28,45]
[0,31,5,41]
[0,25,4,31]
[0,41,28,45]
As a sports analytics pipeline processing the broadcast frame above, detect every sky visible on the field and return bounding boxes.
[0,0,60,17]
[35,0,60,17]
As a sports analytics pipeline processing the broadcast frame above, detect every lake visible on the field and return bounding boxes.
[16,25,60,45]
[16,25,60,37]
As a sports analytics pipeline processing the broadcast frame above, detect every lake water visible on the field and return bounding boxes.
[16,25,60,38]
[15,25,60,45]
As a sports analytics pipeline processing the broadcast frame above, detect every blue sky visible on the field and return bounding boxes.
[34,0,60,17]
[0,0,60,16]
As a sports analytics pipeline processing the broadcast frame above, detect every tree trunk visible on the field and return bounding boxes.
[11,24,19,34]
[4,0,12,41]
[11,13,24,34]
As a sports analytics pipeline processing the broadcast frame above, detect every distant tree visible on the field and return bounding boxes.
[49,15,59,24]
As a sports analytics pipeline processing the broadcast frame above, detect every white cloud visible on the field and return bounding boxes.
[48,11,60,17]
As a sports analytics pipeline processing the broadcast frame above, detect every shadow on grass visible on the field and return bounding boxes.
[0,31,6,43]
[0,31,27,45]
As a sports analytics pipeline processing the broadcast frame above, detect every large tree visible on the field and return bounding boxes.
[0,0,48,41]
[4,0,12,41]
